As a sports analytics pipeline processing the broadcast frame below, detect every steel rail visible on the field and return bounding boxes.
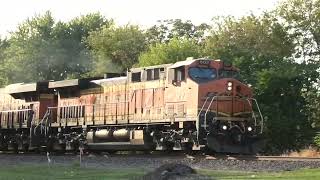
[0,150,320,162]
[204,155,320,161]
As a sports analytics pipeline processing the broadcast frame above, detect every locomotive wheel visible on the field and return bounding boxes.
[106,150,117,154]
[10,143,18,153]
[0,142,8,151]
[182,142,193,153]
[164,142,174,152]
[18,143,29,152]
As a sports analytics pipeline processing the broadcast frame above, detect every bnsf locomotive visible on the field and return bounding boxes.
[0,58,263,154]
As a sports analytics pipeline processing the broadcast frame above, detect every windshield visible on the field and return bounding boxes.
[188,67,217,83]
[219,70,240,80]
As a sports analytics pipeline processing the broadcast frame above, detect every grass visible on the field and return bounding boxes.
[0,165,145,180]
[0,165,319,180]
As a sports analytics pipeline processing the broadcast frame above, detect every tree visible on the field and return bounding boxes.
[256,60,314,152]
[138,37,203,67]
[204,13,314,153]
[53,13,112,78]
[205,14,294,85]
[146,19,210,44]
[2,11,110,84]
[277,0,320,148]
[0,38,9,87]
[86,24,147,75]
[3,11,57,83]
[278,0,320,63]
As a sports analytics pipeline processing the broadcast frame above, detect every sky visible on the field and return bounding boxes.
[0,0,280,36]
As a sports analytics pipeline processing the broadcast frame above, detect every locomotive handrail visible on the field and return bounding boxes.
[197,96,210,117]
[248,98,264,134]
[204,96,217,131]
[47,102,141,125]
[34,109,51,136]
[196,96,210,142]
[0,108,32,113]
[165,100,188,103]
[245,99,257,128]
[198,94,264,136]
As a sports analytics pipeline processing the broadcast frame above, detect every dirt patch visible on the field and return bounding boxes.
[142,163,212,180]
[287,148,320,158]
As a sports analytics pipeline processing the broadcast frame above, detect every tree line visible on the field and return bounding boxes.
[0,0,319,153]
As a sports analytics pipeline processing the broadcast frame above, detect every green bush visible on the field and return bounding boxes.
[313,132,320,149]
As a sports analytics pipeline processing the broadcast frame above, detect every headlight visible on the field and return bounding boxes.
[227,82,233,87]
[222,125,227,130]
[247,127,252,132]
[227,86,232,91]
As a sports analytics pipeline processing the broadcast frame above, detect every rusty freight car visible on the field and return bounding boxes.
[0,58,264,154]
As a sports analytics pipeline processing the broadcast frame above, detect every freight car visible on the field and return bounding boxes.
[0,58,264,154]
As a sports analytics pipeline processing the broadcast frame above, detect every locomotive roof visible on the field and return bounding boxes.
[2,58,228,95]
[169,59,197,68]
[129,63,171,72]
[129,58,221,72]
[4,81,50,99]
[48,77,102,89]
[48,79,79,88]
[0,88,5,94]
[5,83,38,94]
[169,58,221,68]
[91,76,127,85]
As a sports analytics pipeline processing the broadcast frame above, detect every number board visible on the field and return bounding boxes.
[198,60,210,66]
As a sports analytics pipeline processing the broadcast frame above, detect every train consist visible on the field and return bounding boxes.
[0,58,264,154]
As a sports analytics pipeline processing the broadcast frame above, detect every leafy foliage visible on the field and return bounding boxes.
[146,19,209,44]
[86,25,147,74]
[314,133,320,148]
[278,0,320,63]
[204,13,316,152]
[256,61,314,152]
[0,38,9,87]
[277,0,320,140]
[2,11,110,83]
[205,14,294,85]
[139,37,202,66]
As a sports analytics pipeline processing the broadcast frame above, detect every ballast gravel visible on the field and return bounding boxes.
[0,153,319,172]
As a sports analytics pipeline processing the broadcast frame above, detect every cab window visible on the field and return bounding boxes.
[188,67,217,83]
[174,67,185,82]
[146,68,160,81]
[219,70,240,80]
[132,72,141,82]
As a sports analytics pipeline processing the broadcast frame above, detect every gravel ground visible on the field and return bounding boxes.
[0,153,320,172]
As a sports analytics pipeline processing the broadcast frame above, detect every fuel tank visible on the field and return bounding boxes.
[87,129,130,142]
[113,129,130,141]
[95,129,113,140]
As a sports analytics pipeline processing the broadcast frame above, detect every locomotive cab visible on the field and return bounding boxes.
[167,58,264,153]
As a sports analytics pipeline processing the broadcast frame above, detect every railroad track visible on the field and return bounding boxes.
[83,152,320,162]
[1,150,320,162]
[203,155,320,161]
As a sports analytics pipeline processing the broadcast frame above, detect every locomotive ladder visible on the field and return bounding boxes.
[34,109,52,136]
[196,95,217,142]
[246,98,264,134]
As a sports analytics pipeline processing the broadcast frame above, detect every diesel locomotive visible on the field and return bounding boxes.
[0,58,264,154]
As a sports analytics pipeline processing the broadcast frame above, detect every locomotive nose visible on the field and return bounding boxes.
[226,81,233,91]
[224,79,251,97]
